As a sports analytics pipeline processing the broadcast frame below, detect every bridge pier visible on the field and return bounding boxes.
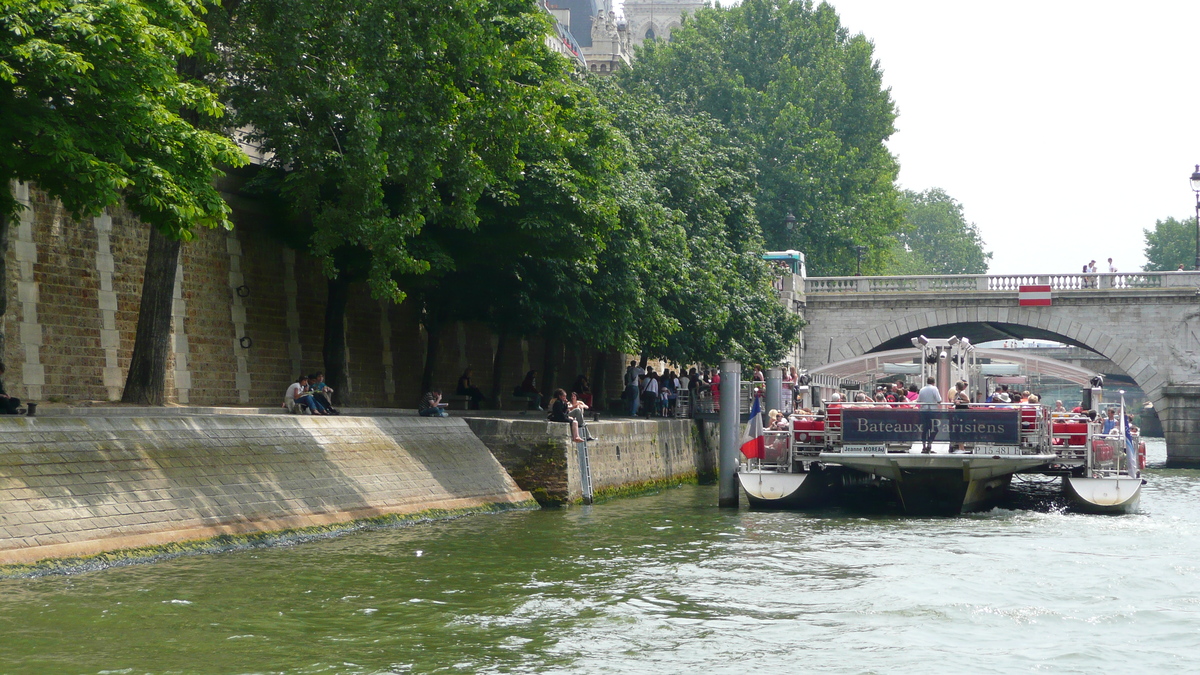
[1161,385,1200,467]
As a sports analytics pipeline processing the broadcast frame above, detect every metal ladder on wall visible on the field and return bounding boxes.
[575,440,594,504]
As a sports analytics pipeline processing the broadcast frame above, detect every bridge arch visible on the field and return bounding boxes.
[829,307,1165,404]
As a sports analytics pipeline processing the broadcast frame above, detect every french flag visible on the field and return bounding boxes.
[740,395,765,459]
[1018,285,1052,306]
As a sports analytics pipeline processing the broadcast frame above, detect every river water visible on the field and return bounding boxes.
[2,439,1198,674]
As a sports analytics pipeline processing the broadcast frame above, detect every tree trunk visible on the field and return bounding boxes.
[590,349,608,412]
[0,210,9,360]
[489,331,508,409]
[323,276,350,406]
[541,334,559,408]
[122,228,181,404]
[638,352,648,369]
[419,316,441,400]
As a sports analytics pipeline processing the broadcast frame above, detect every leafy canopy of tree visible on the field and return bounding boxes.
[597,79,802,365]
[0,0,245,232]
[1143,216,1197,271]
[884,188,991,275]
[618,0,903,276]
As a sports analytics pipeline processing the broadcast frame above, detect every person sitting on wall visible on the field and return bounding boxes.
[456,368,487,410]
[284,375,327,415]
[0,362,23,415]
[308,372,339,415]
[568,391,597,441]
[570,374,593,409]
[548,388,585,443]
[419,388,449,417]
[515,370,542,411]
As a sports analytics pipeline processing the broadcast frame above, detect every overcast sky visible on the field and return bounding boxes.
[825,0,1200,274]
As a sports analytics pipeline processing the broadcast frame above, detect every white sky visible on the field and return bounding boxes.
[825,0,1200,274]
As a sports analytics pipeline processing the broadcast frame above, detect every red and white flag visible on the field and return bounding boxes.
[740,396,765,459]
[1018,285,1052,306]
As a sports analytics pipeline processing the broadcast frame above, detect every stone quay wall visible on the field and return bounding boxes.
[5,182,626,411]
[465,417,717,503]
[0,415,535,565]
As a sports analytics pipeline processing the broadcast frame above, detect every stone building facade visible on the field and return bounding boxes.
[4,181,625,409]
[622,0,704,47]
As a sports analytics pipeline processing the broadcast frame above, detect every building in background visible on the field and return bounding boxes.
[623,0,704,47]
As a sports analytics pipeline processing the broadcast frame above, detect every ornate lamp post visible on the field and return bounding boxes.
[1191,165,1200,270]
[783,212,796,231]
[853,245,867,276]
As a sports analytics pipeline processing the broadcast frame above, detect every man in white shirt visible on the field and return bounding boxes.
[1108,258,1117,273]
[916,377,942,452]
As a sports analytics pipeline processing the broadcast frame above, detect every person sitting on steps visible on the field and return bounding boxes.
[284,375,327,415]
[0,362,23,415]
[308,372,339,415]
[419,388,449,417]
[548,388,585,443]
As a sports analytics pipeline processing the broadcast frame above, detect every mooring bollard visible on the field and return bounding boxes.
[26,402,36,417]
[718,360,741,508]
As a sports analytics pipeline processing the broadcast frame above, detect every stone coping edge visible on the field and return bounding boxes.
[0,494,539,577]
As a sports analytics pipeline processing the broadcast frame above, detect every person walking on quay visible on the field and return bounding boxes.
[916,376,942,453]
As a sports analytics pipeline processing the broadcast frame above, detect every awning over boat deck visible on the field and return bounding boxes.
[809,348,1100,386]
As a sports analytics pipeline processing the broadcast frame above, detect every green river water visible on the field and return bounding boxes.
[2,439,1198,674]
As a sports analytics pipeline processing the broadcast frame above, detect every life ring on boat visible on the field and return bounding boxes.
[1138,441,1147,470]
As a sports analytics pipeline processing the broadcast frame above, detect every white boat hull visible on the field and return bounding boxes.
[1064,476,1142,514]
[738,470,822,508]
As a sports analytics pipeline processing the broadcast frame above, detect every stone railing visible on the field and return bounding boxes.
[803,271,1200,294]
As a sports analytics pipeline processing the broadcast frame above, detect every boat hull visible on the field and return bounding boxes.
[738,470,828,508]
[1063,476,1142,514]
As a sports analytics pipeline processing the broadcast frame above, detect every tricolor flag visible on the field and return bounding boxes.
[740,395,765,459]
[1018,285,1052,306]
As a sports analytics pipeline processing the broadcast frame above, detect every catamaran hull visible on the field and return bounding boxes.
[1063,476,1142,514]
[738,470,828,508]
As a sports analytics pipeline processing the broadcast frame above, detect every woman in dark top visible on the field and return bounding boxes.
[548,388,584,443]
[456,368,486,410]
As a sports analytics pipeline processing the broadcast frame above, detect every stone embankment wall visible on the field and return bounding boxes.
[0,415,534,565]
[5,181,624,411]
[465,417,718,503]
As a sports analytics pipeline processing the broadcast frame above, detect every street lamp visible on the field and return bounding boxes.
[1192,165,1200,270]
[853,245,867,276]
[783,212,796,231]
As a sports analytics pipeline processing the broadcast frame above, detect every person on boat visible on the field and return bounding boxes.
[548,389,585,443]
[905,384,919,402]
[952,381,971,409]
[1102,407,1119,434]
[916,377,942,453]
[1053,400,1068,416]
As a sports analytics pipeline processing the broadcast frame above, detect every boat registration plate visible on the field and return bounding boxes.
[842,444,887,453]
[971,445,1021,455]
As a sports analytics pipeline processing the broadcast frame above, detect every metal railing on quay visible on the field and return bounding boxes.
[802,271,1200,294]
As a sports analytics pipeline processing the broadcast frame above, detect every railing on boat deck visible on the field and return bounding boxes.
[803,271,1200,295]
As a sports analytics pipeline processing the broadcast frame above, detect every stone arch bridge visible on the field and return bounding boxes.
[790,271,1200,465]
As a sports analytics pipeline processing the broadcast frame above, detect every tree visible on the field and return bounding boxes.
[224,0,567,403]
[0,0,247,402]
[884,188,991,275]
[598,79,803,366]
[1143,216,1196,271]
[619,0,903,276]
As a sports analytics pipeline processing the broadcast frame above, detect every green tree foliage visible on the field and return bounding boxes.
[598,80,802,365]
[619,0,902,276]
[884,188,991,275]
[1143,216,1196,271]
[223,0,569,399]
[0,0,245,233]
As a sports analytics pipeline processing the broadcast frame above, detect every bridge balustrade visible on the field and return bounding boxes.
[803,271,1199,294]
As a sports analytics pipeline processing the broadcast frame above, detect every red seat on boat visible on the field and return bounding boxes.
[1052,422,1088,447]
[792,419,825,444]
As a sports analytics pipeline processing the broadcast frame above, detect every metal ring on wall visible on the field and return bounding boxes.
[236,284,250,298]
[239,336,253,349]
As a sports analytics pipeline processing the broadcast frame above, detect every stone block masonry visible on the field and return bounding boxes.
[0,416,534,565]
[465,417,717,504]
[5,182,627,411]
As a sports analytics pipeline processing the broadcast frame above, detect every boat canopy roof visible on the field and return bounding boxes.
[809,347,1099,386]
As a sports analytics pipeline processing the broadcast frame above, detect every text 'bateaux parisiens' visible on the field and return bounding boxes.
[841,409,1021,444]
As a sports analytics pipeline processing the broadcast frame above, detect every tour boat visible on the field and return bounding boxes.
[738,337,1144,515]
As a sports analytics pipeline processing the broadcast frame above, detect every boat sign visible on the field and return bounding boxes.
[841,409,1021,444]
[970,445,1022,455]
[842,444,887,453]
